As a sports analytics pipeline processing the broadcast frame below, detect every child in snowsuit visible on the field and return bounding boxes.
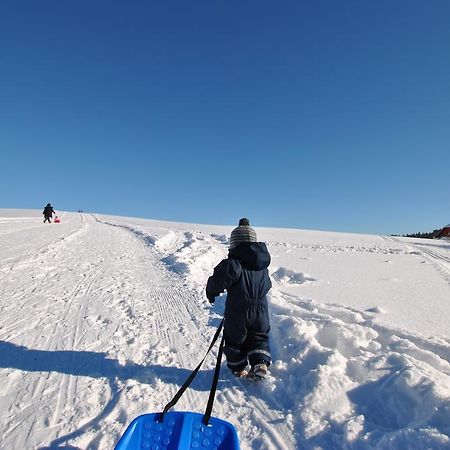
[43,203,55,223]
[206,218,272,379]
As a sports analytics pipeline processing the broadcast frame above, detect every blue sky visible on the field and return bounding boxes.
[0,1,449,235]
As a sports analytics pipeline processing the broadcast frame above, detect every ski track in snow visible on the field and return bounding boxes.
[410,243,450,282]
[0,211,449,449]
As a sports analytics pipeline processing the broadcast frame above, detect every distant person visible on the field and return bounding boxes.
[206,218,272,380]
[43,203,56,223]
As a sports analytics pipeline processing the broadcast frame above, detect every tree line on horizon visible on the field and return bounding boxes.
[391,229,442,239]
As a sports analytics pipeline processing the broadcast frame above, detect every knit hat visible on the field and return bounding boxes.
[229,218,257,249]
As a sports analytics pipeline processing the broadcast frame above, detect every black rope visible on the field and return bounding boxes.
[202,334,225,425]
[159,319,224,422]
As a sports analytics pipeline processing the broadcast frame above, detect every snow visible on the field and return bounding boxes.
[0,209,449,449]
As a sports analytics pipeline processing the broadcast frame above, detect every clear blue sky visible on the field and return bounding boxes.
[1,1,449,235]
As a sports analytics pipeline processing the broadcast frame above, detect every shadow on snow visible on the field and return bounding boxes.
[0,340,217,449]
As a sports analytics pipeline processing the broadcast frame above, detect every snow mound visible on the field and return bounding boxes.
[271,267,316,285]
[154,230,227,292]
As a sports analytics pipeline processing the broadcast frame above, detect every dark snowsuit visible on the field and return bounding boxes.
[43,204,55,223]
[206,242,272,372]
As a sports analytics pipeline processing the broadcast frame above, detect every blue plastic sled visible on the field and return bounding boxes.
[115,411,240,450]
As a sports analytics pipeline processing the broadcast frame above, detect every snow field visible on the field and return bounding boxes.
[0,210,449,449]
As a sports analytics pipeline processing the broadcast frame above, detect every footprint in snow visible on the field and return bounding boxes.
[365,306,386,314]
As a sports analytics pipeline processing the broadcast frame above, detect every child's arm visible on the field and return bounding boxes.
[206,259,241,303]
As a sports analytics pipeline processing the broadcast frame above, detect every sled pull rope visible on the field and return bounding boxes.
[159,319,224,423]
[203,333,225,425]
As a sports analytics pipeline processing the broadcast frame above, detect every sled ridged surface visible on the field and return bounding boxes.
[115,411,240,450]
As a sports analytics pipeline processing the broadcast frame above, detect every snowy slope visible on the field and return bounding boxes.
[0,210,449,449]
